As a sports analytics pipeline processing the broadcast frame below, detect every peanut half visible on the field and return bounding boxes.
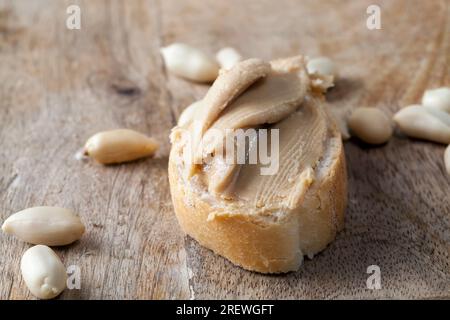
[160,43,219,83]
[215,47,242,70]
[84,129,159,164]
[393,105,450,144]
[422,87,450,113]
[348,107,393,144]
[21,245,67,299]
[445,145,450,176]
[2,206,85,246]
[306,57,337,78]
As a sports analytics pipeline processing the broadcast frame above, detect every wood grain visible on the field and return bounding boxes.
[0,0,449,299]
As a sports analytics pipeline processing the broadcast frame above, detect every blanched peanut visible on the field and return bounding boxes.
[445,145,450,176]
[422,87,450,113]
[2,206,85,246]
[178,100,203,127]
[393,105,450,144]
[160,43,219,83]
[84,129,159,164]
[215,47,242,70]
[348,108,393,144]
[306,57,337,78]
[21,245,67,299]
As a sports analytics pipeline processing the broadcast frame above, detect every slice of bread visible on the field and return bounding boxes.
[168,57,347,273]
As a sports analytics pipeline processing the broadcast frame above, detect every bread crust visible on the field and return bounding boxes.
[168,117,347,273]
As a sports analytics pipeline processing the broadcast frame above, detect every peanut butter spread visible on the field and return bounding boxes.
[170,56,334,214]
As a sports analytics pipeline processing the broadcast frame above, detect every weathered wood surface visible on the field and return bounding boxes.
[0,0,449,299]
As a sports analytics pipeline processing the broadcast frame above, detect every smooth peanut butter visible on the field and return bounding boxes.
[171,56,332,213]
[231,97,328,209]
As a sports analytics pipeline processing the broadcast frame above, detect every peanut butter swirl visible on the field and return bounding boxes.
[171,56,333,210]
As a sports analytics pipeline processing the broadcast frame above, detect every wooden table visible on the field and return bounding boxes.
[0,0,449,299]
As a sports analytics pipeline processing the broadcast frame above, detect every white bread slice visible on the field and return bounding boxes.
[168,57,347,273]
